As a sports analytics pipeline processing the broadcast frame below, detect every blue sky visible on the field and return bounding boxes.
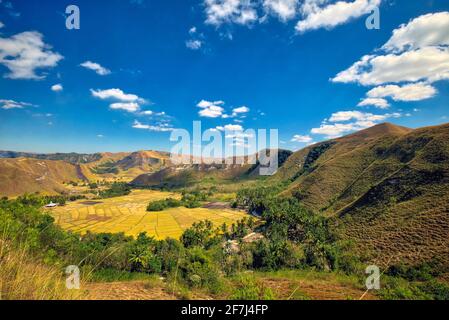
[1,0,449,153]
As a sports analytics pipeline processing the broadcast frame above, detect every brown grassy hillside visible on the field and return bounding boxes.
[0,158,84,197]
[79,151,170,181]
[273,122,449,270]
[336,123,449,269]
[275,123,413,212]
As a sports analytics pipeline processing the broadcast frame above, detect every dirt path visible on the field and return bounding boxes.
[84,281,177,300]
[260,278,377,300]
[83,277,376,301]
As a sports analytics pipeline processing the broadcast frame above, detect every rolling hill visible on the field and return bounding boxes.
[0,158,85,197]
[271,122,449,270]
[0,150,172,196]
[130,149,293,188]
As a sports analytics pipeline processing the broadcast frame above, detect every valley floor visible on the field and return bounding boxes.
[49,189,248,239]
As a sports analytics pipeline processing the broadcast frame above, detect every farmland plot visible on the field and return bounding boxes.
[50,190,248,239]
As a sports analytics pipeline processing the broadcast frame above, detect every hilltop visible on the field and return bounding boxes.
[269,122,449,270]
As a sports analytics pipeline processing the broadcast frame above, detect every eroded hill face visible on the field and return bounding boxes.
[0,158,84,197]
[272,122,449,269]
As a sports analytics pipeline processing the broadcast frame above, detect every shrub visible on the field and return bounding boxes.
[146,198,182,212]
[99,182,131,198]
[230,275,275,300]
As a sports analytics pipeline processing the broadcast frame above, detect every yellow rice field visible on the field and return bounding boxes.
[49,190,248,239]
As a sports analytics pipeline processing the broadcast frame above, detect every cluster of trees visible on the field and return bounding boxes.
[98,182,131,198]
[147,190,211,212]
[6,193,86,207]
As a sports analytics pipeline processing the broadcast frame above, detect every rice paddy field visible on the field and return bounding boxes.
[49,190,249,239]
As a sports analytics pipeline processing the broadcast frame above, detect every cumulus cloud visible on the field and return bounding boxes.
[366,82,437,102]
[0,21,4,29]
[232,106,250,114]
[91,88,147,104]
[216,124,244,131]
[328,110,389,122]
[186,39,203,50]
[80,61,111,76]
[110,102,140,113]
[358,97,389,109]
[311,110,401,138]
[382,12,449,53]
[291,134,313,143]
[51,84,63,92]
[296,0,381,33]
[263,0,299,22]
[332,47,449,86]
[197,100,226,118]
[189,27,197,34]
[91,88,149,113]
[333,12,449,86]
[204,0,258,26]
[0,99,34,110]
[0,31,63,79]
[132,120,175,132]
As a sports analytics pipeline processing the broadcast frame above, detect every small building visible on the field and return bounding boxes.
[44,201,59,208]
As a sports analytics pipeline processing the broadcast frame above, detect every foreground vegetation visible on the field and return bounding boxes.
[1,186,448,300]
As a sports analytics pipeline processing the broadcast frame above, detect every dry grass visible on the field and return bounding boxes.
[0,240,83,300]
[50,190,248,239]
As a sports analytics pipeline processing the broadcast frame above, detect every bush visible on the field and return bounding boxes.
[147,198,182,212]
[230,275,275,300]
[99,182,131,198]
[419,280,449,300]
[180,247,222,293]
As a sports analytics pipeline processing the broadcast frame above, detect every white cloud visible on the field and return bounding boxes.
[311,110,401,138]
[0,99,33,110]
[204,0,258,26]
[263,0,299,22]
[329,110,388,122]
[358,97,389,109]
[296,0,381,33]
[110,102,140,113]
[329,111,389,122]
[97,134,104,138]
[90,88,147,104]
[0,31,63,79]
[382,12,449,53]
[197,99,225,118]
[232,106,250,114]
[311,123,357,138]
[186,39,203,50]
[189,27,197,34]
[332,47,449,86]
[291,134,313,143]
[132,120,174,132]
[0,21,4,29]
[219,124,244,131]
[91,88,149,113]
[51,84,63,92]
[333,12,449,88]
[367,82,437,102]
[80,61,111,76]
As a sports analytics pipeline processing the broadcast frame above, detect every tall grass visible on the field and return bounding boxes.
[0,239,83,300]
